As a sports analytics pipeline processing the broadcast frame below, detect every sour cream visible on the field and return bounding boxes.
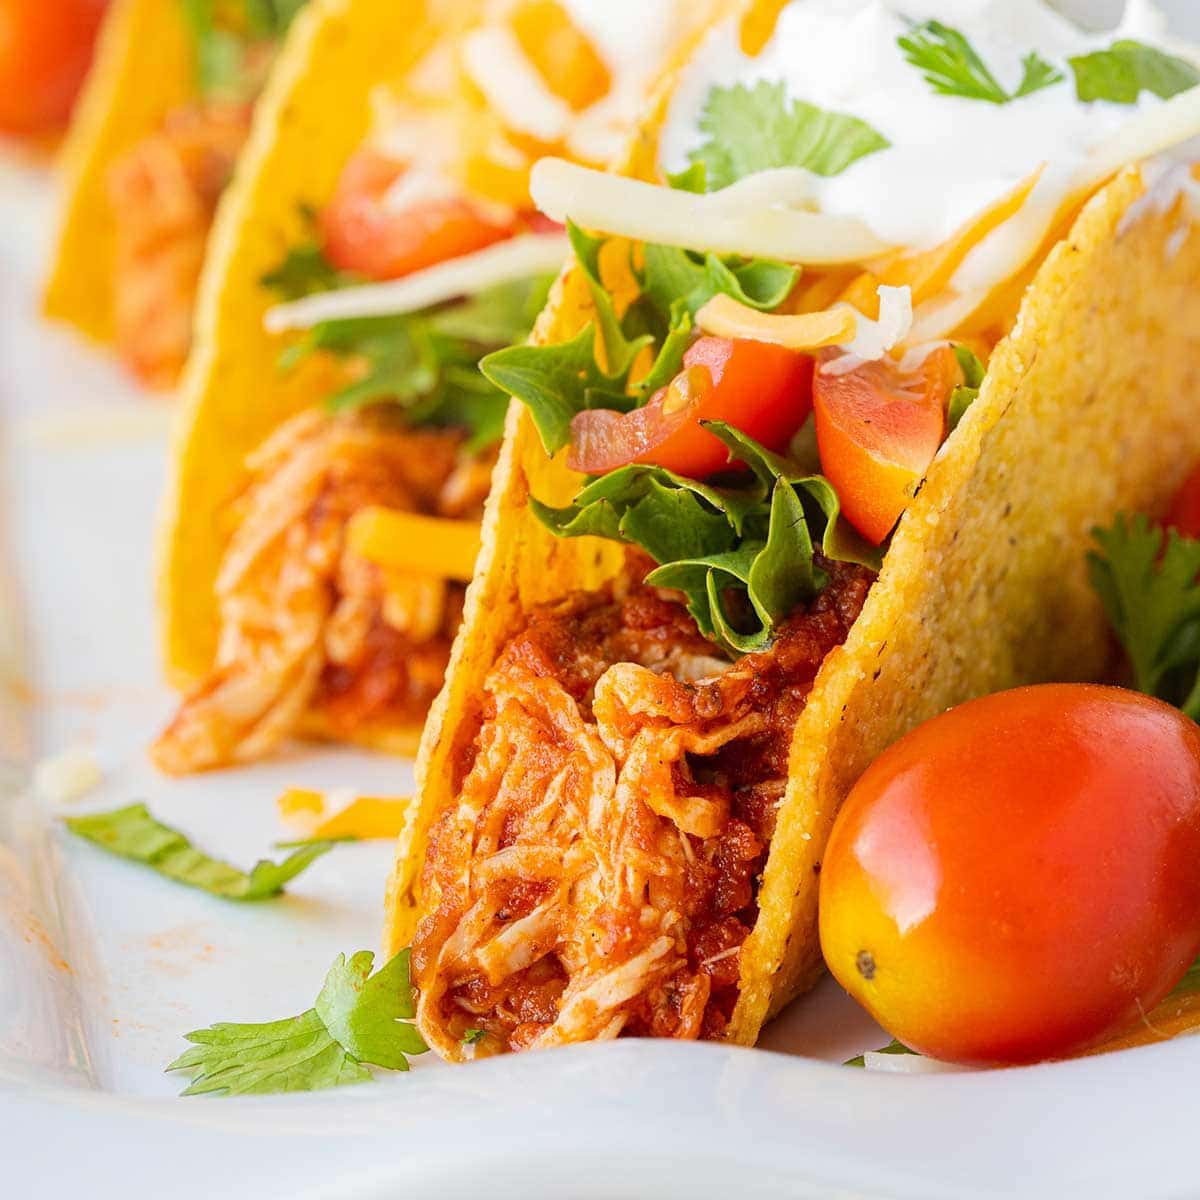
[659,0,1197,275]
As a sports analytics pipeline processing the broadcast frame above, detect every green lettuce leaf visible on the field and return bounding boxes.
[533,422,880,656]
[688,81,890,189]
[1069,40,1200,104]
[167,949,427,1096]
[948,344,986,430]
[64,803,332,900]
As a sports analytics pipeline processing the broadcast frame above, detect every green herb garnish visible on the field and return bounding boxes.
[899,20,1063,104]
[64,803,332,900]
[167,949,427,1095]
[1088,514,1200,719]
[462,1028,488,1046]
[687,81,890,190]
[1069,39,1200,105]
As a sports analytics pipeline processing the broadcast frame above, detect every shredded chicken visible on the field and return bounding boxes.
[153,409,490,774]
[107,103,252,389]
[412,565,873,1059]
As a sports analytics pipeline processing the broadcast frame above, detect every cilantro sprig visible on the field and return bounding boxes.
[687,82,890,190]
[1088,515,1200,718]
[64,803,332,901]
[168,949,427,1095]
[1069,40,1200,105]
[898,20,1063,105]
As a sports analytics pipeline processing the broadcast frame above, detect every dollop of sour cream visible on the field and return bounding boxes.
[659,0,1195,270]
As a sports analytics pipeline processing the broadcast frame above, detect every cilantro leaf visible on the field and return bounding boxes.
[687,81,890,190]
[167,949,427,1095]
[1069,40,1200,105]
[64,803,332,900]
[948,344,986,430]
[1088,515,1200,718]
[898,20,1063,105]
[462,1028,488,1046]
[845,1038,917,1067]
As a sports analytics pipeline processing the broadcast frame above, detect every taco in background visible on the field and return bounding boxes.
[43,0,310,388]
[151,0,723,773]
[386,0,1200,1060]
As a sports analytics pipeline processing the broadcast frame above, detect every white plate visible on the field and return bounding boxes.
[4,4,1200,1193]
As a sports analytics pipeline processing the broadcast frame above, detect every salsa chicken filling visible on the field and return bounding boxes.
[412,557,874,1054]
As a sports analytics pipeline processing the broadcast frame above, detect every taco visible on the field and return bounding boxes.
[42,0,313,388]
[151,0,723,772]
[386,0,1200,1060]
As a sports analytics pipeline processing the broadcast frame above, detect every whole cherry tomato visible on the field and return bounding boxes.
[321,149,517,281]
[819,684,1200,1066]
[568,336,814,479]
[813,345,957,545]
[1163,464,1200,540]
[0,0,107,136]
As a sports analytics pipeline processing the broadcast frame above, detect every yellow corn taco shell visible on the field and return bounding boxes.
[155,0,461,760]
[42,0,194,346]
[387,101,1200,1052]
[152,0,727,770]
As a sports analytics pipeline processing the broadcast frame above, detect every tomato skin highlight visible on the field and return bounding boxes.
[1163,464,1200,540]
[819,684,1200,1066]
[813,346,955,545]
[568,336,814,479]
[320,150,516,281]
[0,0,107,136]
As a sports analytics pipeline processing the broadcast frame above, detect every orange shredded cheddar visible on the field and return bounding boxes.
[510,1,611,112]
[346,507,481,582]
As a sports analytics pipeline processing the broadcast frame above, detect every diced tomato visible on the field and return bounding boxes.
[0,0,108,136]
[1163,464,1200,540]
[568,336,815,479]
[813,346,957,545]
[320,149,517,281]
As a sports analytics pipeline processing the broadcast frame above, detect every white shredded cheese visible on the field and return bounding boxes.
[264,233,572,332]
[33,748,102,804]
[825,285,913,374]
[530,158,895,265]
[460,25,573,145]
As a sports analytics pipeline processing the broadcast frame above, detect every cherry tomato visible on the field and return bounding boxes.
[320,149,516,281]
[1163,464,1200,540]
[568,336,814,479]
[819,684,1200,1066]
[0,0,107,136]
[813,345,956,546]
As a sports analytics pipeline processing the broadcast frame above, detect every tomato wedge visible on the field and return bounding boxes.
[0,0,108,136]
[320,149,517,281]
[1164,464,1200,540]
[813,346,957,545]
[568,336,815,479]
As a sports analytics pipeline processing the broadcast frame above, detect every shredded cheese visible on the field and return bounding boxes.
[277,788,409,840]
[263,233,572,332]
[826,284,913,373]
[460,25,574,144]
[33,748,102,804]
[695,293,854,349]
[529,158,896,265]
[346,506,481,582]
